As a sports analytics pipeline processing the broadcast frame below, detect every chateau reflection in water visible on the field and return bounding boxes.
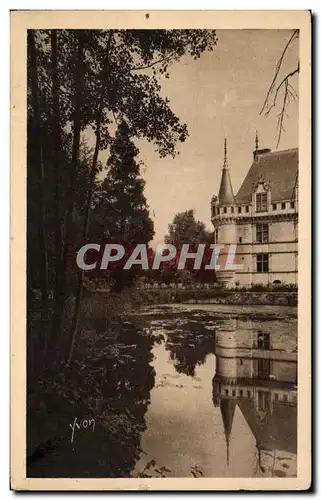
[213,319,297,475]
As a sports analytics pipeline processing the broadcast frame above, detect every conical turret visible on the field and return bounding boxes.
[220,398,236,467]
[218,138,235,205]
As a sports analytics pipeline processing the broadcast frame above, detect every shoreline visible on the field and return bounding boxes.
[134,289,298,307]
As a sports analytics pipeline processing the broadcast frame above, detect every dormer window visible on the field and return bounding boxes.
[256,193,267,212]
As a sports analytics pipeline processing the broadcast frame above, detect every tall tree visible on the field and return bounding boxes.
[93,121,154,245]
[164,209,215,284]
[66,30,218,363]
[27,30,49,305]
[49,30,64,353]
[165,209,213,247]
[90,121,154,291]
[27,29,218,368]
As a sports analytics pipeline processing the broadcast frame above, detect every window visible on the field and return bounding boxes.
[224,207,227,214]
[231,206,234,213]
[232,390,236,397]
[256,223,269,243]
[238,206,242,213]
[239,390,243,397]
[274,393,279,401]
[246,206,249,213]
[283,394,288,403]
[258,391,271,411]
[225,389,229,396]
[256,193,268,212]
[239,359,243,365]
[247,391,251,398]
[272,203,277,210]
[239,237,243,243]
[258,359,271,379]
[290,201,295,209]
[215,229,219,244]
[256,253,269,272]
[281,202,286,210]
[257,332,270,349]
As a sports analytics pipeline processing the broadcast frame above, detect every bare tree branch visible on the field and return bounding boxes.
[276,79,289,148]
[260,29,299,116]
[264,62,299,117]
[260,29,299,148]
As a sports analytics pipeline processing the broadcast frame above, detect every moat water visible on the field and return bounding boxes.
[27,303,297,479]
[133,303,297,478]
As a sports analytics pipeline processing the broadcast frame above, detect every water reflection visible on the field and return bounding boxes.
[165,321,214,377]
[137,306,297,478]
[213,318,297,477]
[27,305,297,478]
[27,321,156,478]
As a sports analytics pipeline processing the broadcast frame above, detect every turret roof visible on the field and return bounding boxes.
[218,138,236,205]
[220,398,237,466]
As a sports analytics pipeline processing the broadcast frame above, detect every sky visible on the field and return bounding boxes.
[101,30,299,246]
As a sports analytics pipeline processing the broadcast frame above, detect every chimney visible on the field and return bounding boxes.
[253,131,271,160]
[253,148,272,160]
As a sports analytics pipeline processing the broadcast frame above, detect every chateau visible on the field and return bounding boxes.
[211,137,298,288]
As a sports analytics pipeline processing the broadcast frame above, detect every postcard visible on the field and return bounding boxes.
[10,10,311,491]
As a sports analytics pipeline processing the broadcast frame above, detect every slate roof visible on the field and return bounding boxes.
[218,167,236,205]
[236,148,298,204]
[238,400,297,455]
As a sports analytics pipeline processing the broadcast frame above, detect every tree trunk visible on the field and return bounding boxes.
[48,30,64,356]
[66,114,103,366]
[51,31,85,361]
[66,32,113,365]
[28,30,49,360]
[63,31,85,267]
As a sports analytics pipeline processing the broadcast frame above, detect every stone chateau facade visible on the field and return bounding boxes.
[211,136,298,288]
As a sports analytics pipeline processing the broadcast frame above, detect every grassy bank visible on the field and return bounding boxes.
[85,284,298,307]
[139,288,297,306]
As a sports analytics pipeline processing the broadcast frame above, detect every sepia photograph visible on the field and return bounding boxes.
[10,10,311,491]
